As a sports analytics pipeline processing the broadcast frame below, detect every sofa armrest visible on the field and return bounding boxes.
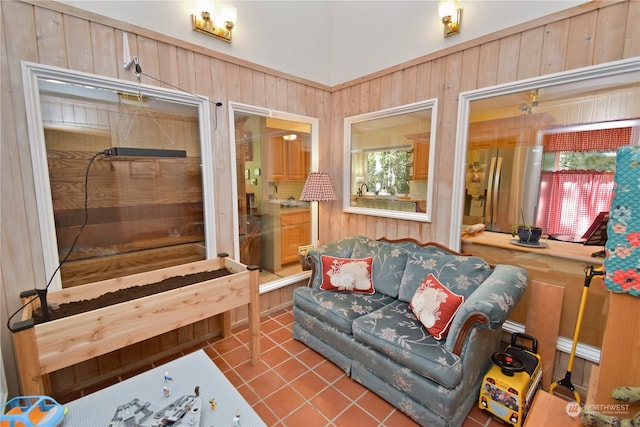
[444,264,528,355]
[450,313,489,355]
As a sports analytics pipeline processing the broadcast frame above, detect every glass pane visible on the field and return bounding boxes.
[463,73,639,236]
[234,112,312,283]
[345,100,437,221]
[39,79,204,287]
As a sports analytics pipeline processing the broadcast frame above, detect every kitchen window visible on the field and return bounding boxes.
[230,103,318,289]
[451,57,639,250]
[364,148,412,196]
[536,120,640,240]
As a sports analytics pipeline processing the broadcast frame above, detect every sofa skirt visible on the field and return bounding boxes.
[352,360,481,427]
[294,304,478,427]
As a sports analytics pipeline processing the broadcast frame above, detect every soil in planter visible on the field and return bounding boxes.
[32,269,232,324]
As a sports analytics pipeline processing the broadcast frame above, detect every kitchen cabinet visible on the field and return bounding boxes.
[467,113,554,150]
[269,137,309,181]
[405,132,431,180]
[412,141,430,179]
[280,209,310,264]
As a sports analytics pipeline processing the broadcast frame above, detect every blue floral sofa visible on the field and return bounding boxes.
[292,235,528,427]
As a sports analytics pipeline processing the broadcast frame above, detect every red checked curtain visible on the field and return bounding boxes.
[536,170,614,237]
[537,126,632,238]
[546,127,632,152]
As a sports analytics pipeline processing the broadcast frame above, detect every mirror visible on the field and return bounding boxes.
[343,99,438,222]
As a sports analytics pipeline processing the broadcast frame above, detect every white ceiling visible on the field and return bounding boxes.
[58,0,589,86]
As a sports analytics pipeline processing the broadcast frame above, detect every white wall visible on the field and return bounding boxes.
[58,0,589,86]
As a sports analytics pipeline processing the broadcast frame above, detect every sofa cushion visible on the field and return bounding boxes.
[398,254,492,303]
[351,238,409,298]
[306,236,363,289]
[320,255,374,294]
[410,274,465,340]
[293,287,395,334]
[352,300,463,389]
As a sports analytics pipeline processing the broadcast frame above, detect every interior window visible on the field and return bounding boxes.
[455,63,640,251]
[231,105,318,287]
[22,63,215,290]
[344,100,437,221]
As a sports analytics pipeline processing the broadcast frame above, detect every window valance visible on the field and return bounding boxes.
[545,127,631,152]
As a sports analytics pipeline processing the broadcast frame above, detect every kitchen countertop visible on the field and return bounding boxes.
[267,199,310,210]
[462,231,604,264]
[278,205,309,211]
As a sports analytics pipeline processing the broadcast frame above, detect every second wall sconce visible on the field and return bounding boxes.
[192,5,237,42]
[438,0,461,38]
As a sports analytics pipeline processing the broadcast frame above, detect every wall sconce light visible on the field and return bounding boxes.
[192,5,237,42]
[438,0,461,38]
[283,134,298,142]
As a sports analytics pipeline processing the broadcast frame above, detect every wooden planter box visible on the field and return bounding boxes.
[12,255,260,396]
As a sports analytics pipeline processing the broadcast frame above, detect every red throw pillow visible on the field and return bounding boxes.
[320,255,374,294]
[409,273,464,340]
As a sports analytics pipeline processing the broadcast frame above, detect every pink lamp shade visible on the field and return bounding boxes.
[300,172,337,202]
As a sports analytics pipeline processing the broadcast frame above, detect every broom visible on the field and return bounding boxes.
[549,265,604,403]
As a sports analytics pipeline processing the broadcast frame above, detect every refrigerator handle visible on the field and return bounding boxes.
[492,157,503,223]
[485,157,497,226]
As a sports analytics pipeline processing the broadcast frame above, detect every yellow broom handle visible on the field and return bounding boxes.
[568,265,604,371]
[567,285,589,371]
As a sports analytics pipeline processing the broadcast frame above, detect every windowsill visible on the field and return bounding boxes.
[462,231,605,265]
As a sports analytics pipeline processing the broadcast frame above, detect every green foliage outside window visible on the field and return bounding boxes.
[542,151,617,172]
[366,149,411,194]
[558,151,617,171]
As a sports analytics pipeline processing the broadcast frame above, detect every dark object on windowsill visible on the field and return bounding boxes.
[513,226,543,244]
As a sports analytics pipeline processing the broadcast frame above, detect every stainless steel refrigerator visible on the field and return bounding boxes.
[464,145,544,233]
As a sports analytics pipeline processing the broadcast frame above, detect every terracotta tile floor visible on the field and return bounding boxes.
[198,307,505,427]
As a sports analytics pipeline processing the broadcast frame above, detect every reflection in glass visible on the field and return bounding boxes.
[344,100,437,221]
[462,68,640,239]
[37,79,205,288]
[232,109,315,285]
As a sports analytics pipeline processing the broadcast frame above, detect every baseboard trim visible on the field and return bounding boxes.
[259,272,310,294]
[502,320,601,364]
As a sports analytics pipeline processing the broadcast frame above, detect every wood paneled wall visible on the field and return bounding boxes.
[1,0,637,397]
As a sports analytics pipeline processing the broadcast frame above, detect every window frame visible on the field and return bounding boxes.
[342,99,438,222]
